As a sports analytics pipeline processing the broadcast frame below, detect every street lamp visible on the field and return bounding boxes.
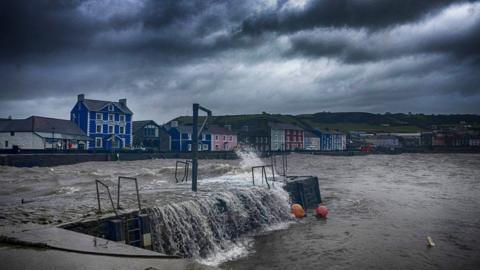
[51,127,55,150]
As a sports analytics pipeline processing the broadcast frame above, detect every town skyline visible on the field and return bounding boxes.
[1,0,480,123]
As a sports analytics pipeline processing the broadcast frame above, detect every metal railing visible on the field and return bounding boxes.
[251,165,275,189]
[117,176,142,212]
[175,160,191,183]
[272,152,288,177]
[95,179,118,216]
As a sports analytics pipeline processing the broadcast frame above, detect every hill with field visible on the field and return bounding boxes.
[172,112,480,133]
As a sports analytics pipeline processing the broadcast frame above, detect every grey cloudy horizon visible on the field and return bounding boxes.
[1,0,479,124]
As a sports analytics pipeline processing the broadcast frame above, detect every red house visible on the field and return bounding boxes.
[284,124,304,150]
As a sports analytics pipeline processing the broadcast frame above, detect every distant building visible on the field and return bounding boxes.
[166,122,211,152]
[132,120,170,151]
[365,135,400,149]
[470,136,480,147]
[0,116,89,150]
[269,123,304,151]
[304,131,320,150]
[237,124,271,153]
[71,94,133,150]
[208,125,237,151]
[314,129,347,151]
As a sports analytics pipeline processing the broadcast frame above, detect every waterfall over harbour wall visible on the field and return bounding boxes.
[147,187,292,260]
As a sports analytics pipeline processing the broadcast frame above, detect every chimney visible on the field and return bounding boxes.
[78,94,85,102]
[119,98,127,106]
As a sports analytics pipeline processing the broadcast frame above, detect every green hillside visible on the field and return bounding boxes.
[172,112,480,133]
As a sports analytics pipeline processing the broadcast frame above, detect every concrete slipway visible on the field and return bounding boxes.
[0,226,218,270]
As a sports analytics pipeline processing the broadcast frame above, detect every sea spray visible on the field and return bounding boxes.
[147,186,292,262]
[235,148,264,171]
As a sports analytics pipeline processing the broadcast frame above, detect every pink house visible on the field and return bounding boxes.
[209,125,237,151]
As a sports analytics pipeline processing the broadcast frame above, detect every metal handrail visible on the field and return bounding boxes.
[251,165,275,189]
[117,176,142,212]
[175,160,190,183]
[272,152,288,177]
[95,179,118,216]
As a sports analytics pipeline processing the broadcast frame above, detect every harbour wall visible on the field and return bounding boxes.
[0,151,237,167]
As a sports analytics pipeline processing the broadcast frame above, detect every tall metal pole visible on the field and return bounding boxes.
[192,103,199,192]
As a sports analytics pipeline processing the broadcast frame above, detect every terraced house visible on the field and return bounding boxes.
[71,94,133,150]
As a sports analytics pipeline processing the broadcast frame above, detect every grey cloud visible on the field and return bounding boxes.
[1,0,479,122]
[239,0,463,35]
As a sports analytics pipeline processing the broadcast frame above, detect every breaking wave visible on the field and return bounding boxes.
[148,186,292,265]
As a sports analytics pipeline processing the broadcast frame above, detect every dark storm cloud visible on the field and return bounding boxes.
[239,0,463,35]
[1,0,480,121]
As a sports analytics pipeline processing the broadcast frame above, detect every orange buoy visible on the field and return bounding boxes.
[291,204,305,218]
[315,205,328,218]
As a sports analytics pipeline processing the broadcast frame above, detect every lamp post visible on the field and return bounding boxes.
[192,103,212,192]
[51,127,55,150]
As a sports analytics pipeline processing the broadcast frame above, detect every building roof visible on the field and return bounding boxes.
[0,116,89,139]
[315,129,344,135]
[82,99,133,114]
[174,125,211,134]
[268,122,303,130]
[207,125,236,135]
[304,131,318,138]
[132,120,160,133]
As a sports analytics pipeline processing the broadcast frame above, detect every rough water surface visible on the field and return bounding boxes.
[1,153,479,269]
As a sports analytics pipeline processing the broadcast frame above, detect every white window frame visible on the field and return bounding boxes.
[188,133,192,140]
[108,104,114,111]
[119,126,125,134]
[96,113,102,120]
[223,135,226,141]
[95,137,103,148]
[108,114,114,121]
[96,124,102,133]
[202,144,208,150]
[224,144,228,150]
[229,136,232,141]
[119,115,125,122]
[215,135,219,140]
[202,134,206,140]
[108,125,114,134]
[188,144,192,151]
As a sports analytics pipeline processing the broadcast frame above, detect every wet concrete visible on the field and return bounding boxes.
[0,227,219,269]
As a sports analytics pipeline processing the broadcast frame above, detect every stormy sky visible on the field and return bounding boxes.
[1,0,479,123]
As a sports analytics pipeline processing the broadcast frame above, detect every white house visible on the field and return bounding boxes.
[0,116,89,150]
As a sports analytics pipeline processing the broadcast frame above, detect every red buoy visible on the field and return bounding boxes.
[315,205,328,218]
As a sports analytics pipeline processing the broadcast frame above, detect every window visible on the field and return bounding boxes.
[108,114,114,121]
[119,115,125,122]
[96,113,102,120]
[144,125,157,137]
[96,125,102,133]
[95,137,102,148]
[5,141,8,148]
[229,136,232,141]
[198,144,202,151]
[224,144,228,150]
[215,135,219,140]
[203,144,208,150]
[223,135,226,141]
[108,104,114,111]
[108,125,114,134]
[119,126,125,134]
[188,133,192,140]
[10,132,15,136]
[188,144,192,151]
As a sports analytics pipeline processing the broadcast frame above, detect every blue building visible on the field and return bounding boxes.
[71,94,133,150]
[313,129,347,151]
[166,122,211,152]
